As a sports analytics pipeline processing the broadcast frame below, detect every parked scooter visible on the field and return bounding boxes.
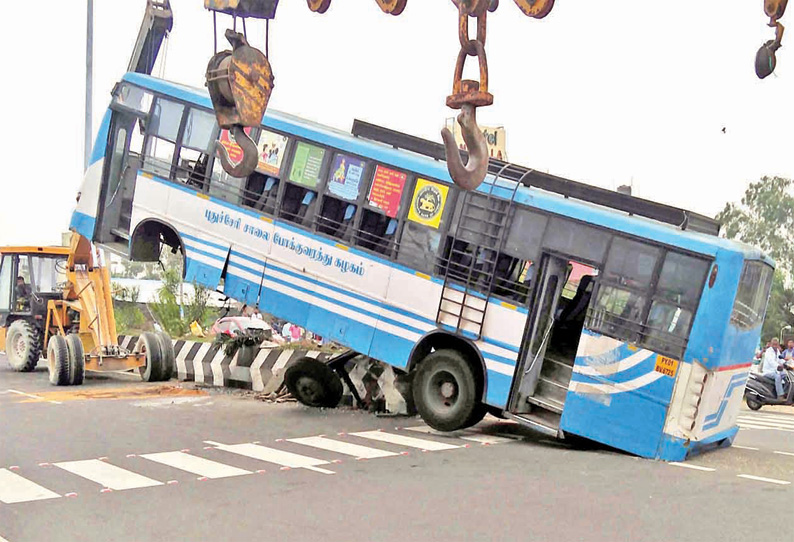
[744,362,794,410]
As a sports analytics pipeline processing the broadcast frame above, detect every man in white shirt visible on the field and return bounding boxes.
[761,338,786,398]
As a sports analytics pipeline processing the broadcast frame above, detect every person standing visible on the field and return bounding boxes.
[780,339,794,360]
[761,338,786,398]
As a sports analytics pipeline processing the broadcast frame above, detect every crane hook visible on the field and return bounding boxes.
[216,126,260,178]
[441,105,489,191]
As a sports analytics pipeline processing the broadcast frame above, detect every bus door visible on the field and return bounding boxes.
[510,254,568,413]
[95,110,141,245]
[510,254,599,421]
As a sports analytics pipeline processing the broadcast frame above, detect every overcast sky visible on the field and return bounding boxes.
[2,0,792,246]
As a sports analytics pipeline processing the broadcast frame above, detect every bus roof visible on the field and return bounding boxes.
[120,72,774,267]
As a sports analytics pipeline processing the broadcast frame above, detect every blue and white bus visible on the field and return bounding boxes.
[71,72,774,461]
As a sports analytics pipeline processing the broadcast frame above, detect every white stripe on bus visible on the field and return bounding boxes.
[140,451,250,479]
[573,350,656,377]
[0,469,60,504]
[54,460,163,490]
[568,371,663,395]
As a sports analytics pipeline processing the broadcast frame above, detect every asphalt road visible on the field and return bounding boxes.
[1,358,792,542]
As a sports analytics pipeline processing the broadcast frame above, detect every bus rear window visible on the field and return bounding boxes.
[731,261,774,330]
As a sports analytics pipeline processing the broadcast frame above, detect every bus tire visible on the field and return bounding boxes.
[155,332,174,381]
[136,332,164,382]
[47,335,71,386]
[284,357,343,408]
[65,334,85,386]
[6,320,41,372]
[413,349,480,432]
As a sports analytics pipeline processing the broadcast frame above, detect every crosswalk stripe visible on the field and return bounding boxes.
[206,442,334,474]
[738,418,794,430]
[0,468,60,504]
[742,413,794,422]
[404,425,514,445]
[739,416,794,427]
[287,436,398,459]
[140,452,251,479]
[54,460,163,490]
[350,431,460,451]
[738,423,794,433]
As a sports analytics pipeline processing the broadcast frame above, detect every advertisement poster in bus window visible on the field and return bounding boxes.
[257,130,289,176]
[368,165,407,218]
[408,178,448,229]
[219,127,252,165]
[289,142,326,188]
[328,154,366,201]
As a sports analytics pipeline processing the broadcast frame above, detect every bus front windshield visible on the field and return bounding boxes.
[30,256,68,294]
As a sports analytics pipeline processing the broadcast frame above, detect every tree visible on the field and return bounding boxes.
[717,176,794,341]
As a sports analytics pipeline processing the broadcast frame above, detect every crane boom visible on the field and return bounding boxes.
[128,0,174,75]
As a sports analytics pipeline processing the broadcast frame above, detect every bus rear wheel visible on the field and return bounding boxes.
[413,349,481,432]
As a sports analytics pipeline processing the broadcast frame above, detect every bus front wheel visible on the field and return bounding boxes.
[413,349,482,432]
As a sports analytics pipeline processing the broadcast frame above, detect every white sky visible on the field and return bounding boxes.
[2,0,792,246]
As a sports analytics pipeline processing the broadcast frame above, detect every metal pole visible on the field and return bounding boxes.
[84,0,94,172]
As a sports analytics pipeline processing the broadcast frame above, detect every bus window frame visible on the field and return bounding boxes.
[274,138,332,230]
[315,150,374,242]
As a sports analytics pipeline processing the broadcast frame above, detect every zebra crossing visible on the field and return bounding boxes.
[0,427,507,505]
[738,412,794,433]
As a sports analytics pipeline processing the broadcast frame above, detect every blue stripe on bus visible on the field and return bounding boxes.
[183,241,227,263]
[228,259,264,279]
[230,249,268,267]
[182,232,228,252]
[184,228,524,356]
[70,211,96,240]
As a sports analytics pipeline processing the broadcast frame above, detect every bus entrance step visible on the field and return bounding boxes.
[503,411,560,438]
[525,394,564,414]
[535,377,569,405]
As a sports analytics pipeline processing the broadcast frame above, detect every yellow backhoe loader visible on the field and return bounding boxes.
[0,234,172,385]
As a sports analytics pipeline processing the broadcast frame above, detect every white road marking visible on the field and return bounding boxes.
[741,413,794,422]
[737,474,791,485]
[669,462,716,472]
[140,451,251,479]
[404,425,514,444]
[738,417,794,428]
[738,423,794,433]
[773,450,794,457]
[732,445,759,451]
[350,431,460,451]
[0,468,60,504]
[0,534,10,542]
[205,441,335,474]
[54,459,163,490]
[6,389,62,405]
[287,436,398,459]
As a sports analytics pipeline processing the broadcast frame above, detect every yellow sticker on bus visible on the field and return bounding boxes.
[407,178,448,229]
[655,355,679,378]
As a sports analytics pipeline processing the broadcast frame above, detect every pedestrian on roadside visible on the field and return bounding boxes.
[780,338,794,360]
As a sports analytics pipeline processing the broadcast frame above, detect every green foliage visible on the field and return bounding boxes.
[111,282,141,303]
[150,268,188,337]
[114,302,146,336]
[717,176,794,341]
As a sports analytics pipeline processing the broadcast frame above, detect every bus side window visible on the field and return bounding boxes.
[355,165,408,256]
[175,108,217,191]
[642,252,710,358]
[242,130,289,215]
[316,153,366,241]
[279,142,326,228]
[590,237,660,343]
[396,178,452,273]
[142,98,184,180]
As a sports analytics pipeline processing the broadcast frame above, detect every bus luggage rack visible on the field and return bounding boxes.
[351,119,721,236]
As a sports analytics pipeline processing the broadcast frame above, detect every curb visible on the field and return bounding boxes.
[118,336,411,414]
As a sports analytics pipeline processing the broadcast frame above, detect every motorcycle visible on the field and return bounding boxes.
[744,362,794,410]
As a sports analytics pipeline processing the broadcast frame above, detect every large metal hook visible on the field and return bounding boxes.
[216,126,259,178]
[441,105,489,191]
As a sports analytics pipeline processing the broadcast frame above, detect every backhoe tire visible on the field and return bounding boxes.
[284,357,344,408]
[47,335,71,386]
[412,349,480,432]
[6,320,42,372]
[65,334,85,386]
[156,332,174,381]
[136,332,164,382]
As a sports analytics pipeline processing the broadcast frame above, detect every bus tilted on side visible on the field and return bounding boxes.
[72,72,773,461]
